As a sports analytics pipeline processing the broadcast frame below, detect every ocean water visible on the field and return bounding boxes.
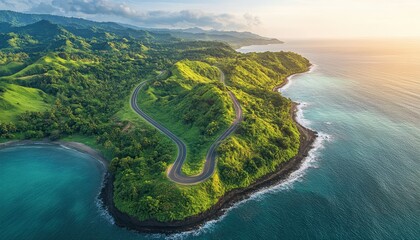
[1,40,420,239]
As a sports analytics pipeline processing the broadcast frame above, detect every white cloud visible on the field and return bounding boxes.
[25,0,261,30]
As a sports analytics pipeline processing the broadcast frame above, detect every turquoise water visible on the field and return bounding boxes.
[1,40,420,239]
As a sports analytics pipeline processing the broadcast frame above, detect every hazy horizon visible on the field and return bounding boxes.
[1,0,420,39]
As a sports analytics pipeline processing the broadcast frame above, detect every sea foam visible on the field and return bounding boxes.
[151,63,329,239]
[159,131,332,240]
[279,64,317,93]
[96,197,115,225]
[295,102,312,127]
[96,173,116,225]
[59,144,71,150]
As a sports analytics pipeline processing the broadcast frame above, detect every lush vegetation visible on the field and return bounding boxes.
[216,52,310,188]
[0,82,51,122]
[0,12,310,223]
[110,52,309,222]
[0,10,281,49]
[138,60,235,174]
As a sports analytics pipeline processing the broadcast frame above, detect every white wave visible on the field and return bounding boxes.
[161,69,330,238]
[308,64,318,73]
[149,63,327,239]
[57,145,107,169]
[295,102,312,127]
[159,132,332,239]
[279,64,317,93]
[279,77,293,92]
[59,144,71,150]
[161,217,223,240]
[147,202,239,239]
[95,173,115,225]
[96,197,115,225]
[225,132,332,203]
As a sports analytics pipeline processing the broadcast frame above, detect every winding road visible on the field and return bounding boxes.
[131,69,243,185]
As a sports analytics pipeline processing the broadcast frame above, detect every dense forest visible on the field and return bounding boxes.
[0,13,310,222]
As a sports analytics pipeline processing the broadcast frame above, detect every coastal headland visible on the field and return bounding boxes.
[99,68,317,233]
[0,66,316,234]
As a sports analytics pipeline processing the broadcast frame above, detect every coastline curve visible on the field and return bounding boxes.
[100,67,318,233]
[0,67,318,234]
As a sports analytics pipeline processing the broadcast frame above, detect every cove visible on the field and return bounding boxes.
[0,145,112,239]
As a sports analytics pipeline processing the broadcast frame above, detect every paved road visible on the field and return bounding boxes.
[131,69,243,185]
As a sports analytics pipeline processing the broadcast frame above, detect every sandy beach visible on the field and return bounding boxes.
[0,140,109,167]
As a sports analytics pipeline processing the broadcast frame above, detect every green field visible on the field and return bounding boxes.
[0,83,51,122]
[0,62,26,76]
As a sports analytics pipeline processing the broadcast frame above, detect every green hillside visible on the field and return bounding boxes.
[138,60,235,174]
[0,10,282,48]
[0,14,310,224]
[111,52,309,222]
[0,83,51,122]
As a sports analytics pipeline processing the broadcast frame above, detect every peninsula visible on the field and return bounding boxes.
[0,11,316,233]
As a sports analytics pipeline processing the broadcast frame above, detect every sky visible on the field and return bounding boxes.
[1,0,420,39]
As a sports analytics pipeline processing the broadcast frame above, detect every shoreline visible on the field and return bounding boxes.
[0,67,317,234]
[0,140,109,168]
[100,67,318,233]
[273,64,316,92]
[234,41,284,51]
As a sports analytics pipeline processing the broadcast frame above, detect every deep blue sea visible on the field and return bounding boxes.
[1,40,419,239]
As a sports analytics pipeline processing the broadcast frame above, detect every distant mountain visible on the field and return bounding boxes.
[18,20,70,39]
[0,11,174,47]
[0,19,158,53]
[0,10,282,48]
[0,10,123,30]
[130,27,282,49]
[179,27,274,40]
[0,20,74,50]
[162,30,282,49]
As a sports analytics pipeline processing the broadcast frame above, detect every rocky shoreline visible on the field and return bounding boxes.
[100,100,317,233]
[0,69,317,234]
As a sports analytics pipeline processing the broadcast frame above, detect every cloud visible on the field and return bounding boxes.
[244,13,261,27]
[1,0,33,10]
[26,0,260,30]
[29,2,60,14]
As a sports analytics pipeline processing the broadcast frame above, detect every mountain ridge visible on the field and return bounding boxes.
[0,10,282,48]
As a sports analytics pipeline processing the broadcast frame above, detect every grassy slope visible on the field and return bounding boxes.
[0,51,96,122]
[215,52,310,189]
[0,82,51,122]
[114,80,177,162]
[112,53,310,222]
[137,60,235,175]
[110,67,228,221]
[0,53,93,82]
[0,61,26,76]
[0,25,310,223]
[0,53,93,144]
